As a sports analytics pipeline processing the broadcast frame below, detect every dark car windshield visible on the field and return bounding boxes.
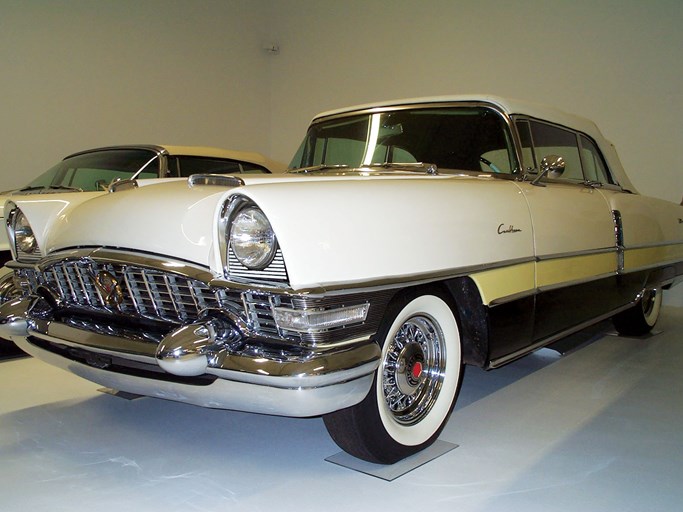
[289,106,518,174]
[24,149,159,192]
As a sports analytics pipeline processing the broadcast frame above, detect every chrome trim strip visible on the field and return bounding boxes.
[188,174,244,188]
[65,144,166,161]
[535,246,617,261]
[213,256,538,296]
[12,248,217,284]
[623,240,683,251]
[5,202,18,261]
[612,209,625,272]
[108,179,138,193]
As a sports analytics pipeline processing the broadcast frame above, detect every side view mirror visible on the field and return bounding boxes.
[531,155,566,186]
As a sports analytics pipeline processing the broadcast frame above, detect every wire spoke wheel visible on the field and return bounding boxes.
[382,315,446,425]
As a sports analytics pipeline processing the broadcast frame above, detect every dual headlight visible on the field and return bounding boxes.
[227,202,277,271]
[7,205,40,261]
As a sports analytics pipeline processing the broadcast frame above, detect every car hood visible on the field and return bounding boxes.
[15,182,227,269]
[26,172,451,265]
[13,172,535,290]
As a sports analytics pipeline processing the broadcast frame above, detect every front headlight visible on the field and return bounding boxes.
[14,210,38,254]
[6,206,40,261]
[229,206,277,270]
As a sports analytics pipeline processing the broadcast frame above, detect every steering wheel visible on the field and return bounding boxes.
[480,157,502,174]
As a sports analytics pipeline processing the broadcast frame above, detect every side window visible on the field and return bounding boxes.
[529,121,583,182]
[320,138,367,166]
[175,156,242,177]
[472,111,515,174]
[240,163,270,174]
[69,168,156,190]
[579,135,613,184]
[515,120,536,172]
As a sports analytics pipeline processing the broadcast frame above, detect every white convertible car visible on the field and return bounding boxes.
[0,144,283,265]
[1,96,682,464]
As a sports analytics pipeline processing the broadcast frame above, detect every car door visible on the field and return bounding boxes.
[515,119,620,341]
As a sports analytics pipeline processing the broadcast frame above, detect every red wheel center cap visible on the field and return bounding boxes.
[411,361,423,379]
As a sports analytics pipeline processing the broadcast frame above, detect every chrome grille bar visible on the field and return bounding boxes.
[39,260,258,328]
[243,291,280,336]
[228,248,288,283]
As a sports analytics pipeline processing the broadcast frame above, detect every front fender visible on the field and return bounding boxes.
[231,176,534,290]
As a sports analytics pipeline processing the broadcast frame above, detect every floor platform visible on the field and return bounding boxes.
[1,308,681,511]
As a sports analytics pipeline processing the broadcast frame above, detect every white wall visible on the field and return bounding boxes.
[0,0,273,191]
[1,0,681,305]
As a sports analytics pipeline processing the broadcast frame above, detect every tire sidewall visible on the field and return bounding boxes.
[642,287,662,327]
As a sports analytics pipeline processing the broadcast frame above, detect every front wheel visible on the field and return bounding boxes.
[612,287,662,336]
[324,291,463,464]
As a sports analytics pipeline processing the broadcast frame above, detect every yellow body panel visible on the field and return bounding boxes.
[470,262,535,305]
[536,252,617,289]
[624,243,683,272]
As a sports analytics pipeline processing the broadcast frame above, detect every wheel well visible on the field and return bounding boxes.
[442,277,490,367]
[385,278,489,367]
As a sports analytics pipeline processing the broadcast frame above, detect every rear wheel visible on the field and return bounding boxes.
[613,287,662,336]
[324,291,463,464]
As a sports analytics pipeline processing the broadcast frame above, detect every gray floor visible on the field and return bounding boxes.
[1,308,681,511]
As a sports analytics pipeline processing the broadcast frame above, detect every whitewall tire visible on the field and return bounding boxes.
[324,290,463,464]
[613,287,663,336]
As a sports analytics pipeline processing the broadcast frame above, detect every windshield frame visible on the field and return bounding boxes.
[23,146,165,193]
[288,101,523,176]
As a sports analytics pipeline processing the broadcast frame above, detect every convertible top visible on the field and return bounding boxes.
[313,95,636,193]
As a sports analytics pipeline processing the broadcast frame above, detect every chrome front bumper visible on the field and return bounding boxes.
[0,296,380,417]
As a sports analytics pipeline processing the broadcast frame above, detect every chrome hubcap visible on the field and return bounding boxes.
[382,315,446,425]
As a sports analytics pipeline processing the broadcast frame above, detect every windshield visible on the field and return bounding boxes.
[24,148,159,192]
[289,106,517,174]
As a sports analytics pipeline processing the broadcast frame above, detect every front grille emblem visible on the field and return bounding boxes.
[94,271,124,308]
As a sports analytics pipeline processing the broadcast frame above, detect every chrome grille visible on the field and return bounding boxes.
[243,291,280,337]
[41,260,244,325]
[15,254,390,347]
[228,248,288,283]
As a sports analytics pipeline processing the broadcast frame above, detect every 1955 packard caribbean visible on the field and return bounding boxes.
[1,96,682,464]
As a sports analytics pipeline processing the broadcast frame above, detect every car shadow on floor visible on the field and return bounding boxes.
[455,320,612,410]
